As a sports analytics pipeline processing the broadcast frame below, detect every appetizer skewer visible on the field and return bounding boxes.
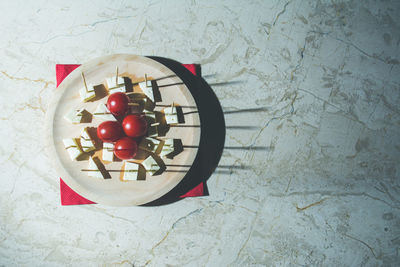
[80,127,95,152]
[102,142,114,162]
[87,156,111,179]
[79,72,97,102]
[63,138,84,161]
[141,155,161,175]
[64,108,88,124]
[93,103,116,121]
[138,74,156,102]
[105,66,126,93]
[163,102,178,124]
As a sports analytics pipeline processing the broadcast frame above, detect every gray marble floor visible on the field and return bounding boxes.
[0,0,399,266]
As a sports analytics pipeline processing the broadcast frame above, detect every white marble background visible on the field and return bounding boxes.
[0,0,399,266]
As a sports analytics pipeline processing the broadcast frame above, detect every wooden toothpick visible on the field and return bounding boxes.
[81,169,137,173]
[116,66,119,85]
[145,74,148,87]
[93,112,112,115]
[82,169,148,173]
[81,72,88,92]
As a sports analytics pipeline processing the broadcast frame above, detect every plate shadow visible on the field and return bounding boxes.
[142,57,226,206]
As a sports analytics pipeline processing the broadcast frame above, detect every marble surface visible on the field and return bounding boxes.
[0,0,399,266]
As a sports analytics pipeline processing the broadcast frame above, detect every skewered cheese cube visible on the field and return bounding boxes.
[106,77,125,89]
[79,84,96,102]
[87,157,110,179]
[80,127,95,152]
[160,139,174,158]
[106,77,126,93]
[139,137,162,153]
[163,106,178,124]
[87,157,103,179]
[64,108,86,124]
[141,155,160,175]
[102,142,114,162]
[122,161,140,181]
[63,138,83,161]
[93,103,116,121]
[139,80,155,102]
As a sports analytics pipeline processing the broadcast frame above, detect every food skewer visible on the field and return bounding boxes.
[81,169,187,174]
[126,73,150,96]
[116,66,119,85]
[94,110,153,116]
[155,104,196,108]
[105,66,126,93]
[80,72,97,102]
[82,169,137,172]
[81,168,158,173]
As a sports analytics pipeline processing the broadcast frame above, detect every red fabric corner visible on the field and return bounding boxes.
[179,182,204,198]
[60,178,95,205]
[57,62,205,205]
[56,64,80,87]
[182,64,201,76]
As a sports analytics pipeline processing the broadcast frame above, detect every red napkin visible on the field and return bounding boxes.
[57,63,205,205]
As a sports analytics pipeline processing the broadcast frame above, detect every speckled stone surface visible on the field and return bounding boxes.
[0,0,399,266]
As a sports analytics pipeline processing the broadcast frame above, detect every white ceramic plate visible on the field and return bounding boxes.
[45,54,200,206]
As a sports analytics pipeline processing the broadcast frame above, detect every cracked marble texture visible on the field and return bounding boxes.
[0,0,399,266]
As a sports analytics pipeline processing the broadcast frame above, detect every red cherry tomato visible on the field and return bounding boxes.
[107,92,129,116]
[114,137,138,160]
[122,114,148,138]
[97,121,122,143]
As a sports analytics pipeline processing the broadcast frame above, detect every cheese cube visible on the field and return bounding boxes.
[165,114,178,124]
[87,156,110,179]
[160,139,174,158]
[87,157,103,179]
[139,80,155,102]
[93,103,116,121]
[139,137,162,153]
[106,77,125,89]
[79,84,96,102]
[102,142,114,162]
[163,106,178,124]
[106,77,126,94]
[64,108,86,124]
[141,155,160,175]
[80,127,95,152]
[122,161,140,181]
[63,138,83,161]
